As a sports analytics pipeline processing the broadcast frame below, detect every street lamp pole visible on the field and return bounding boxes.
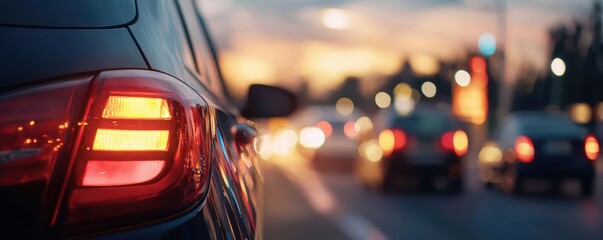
[495,0,508,122]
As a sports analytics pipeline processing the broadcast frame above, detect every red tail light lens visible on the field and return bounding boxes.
[82,160,165,186]
[515,136,535,163]
[379,128,406,156]
[0,78,91,238]
[60,70,212,237]
[585,134,599,161]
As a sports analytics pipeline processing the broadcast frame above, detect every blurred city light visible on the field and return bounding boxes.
[479,143,503,165]
[360,140,383,162]
[378,129,395,156]
[343,121,359,138]
[585,135,600,160]
[316,121,333,137]
[597,102,603,121]
[394,83,413,99]
[452,56,488,125]
[321,8,349,30]
[570,103,592,124]
[273,128,298,156]
[394,98,415,116]
[299,127,326,149]
[336,97,354,116]
[375,91,392,108]
[551,58,566,76]
[409,54,440,76]
[355,116,373,133]
[478,33,497,56]
[421,81,437,98]
[454,70,471,87]
[452,130,469,156]
[258,134,274,160]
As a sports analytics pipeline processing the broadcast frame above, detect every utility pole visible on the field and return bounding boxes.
[495,0,508,124]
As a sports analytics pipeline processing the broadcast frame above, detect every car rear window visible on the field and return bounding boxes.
[0,0,136,28]
[393,112,453,138]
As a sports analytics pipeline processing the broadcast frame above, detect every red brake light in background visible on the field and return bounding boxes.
[343,121,358,138]
[316,121,333,137]
[379,129,406,156]
[515,136,535,163]
[441,130,468,157]
[585,134,599,161]
[453,130,469,157]
[441,131,454,152]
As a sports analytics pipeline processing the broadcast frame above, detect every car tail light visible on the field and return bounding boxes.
[441,130,468,157]
[515,136,534,163]
[56,70,212,237]
[343,121,358,138]
[316,121,332,138]
[379,129,406,156]
[585,134,599,161]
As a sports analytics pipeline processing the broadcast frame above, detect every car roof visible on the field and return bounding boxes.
[508,111,586,137]
[0,0,136,28]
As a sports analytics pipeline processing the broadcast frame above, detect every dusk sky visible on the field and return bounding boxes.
[199,0,594,98]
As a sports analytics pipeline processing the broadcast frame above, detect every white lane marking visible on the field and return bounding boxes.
[337,212,388,240]
[269,154,389,240]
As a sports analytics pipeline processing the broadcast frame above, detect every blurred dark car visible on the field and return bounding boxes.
[356,105,468,193]
[0,1,295,239]
[478,112,598,196]
[293,105,362,171]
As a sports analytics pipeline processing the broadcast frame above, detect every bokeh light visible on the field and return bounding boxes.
[355,116,373,133]
[273,128,299,156]
[570,103,591,124]
[597,102,603,121]
[394,98,415,116]
[479,143,503,165]
[454,70,471,87]
[360,140,383,162]
[551,58,566,77]
[336,97,354,116]
[321,8,349,30]
[343,121,358,138]
[409,54,440,76]
[375,92,391,108]
[478,33,496,56]
[316,121,333,137]
[421,81,437,98]
[299,127,326,149]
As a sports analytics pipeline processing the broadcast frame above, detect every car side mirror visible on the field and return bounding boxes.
[241,84,297,119]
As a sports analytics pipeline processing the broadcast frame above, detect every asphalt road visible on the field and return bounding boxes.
[262,152,603,240]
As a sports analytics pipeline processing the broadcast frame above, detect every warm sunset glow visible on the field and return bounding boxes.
[321,8,350,30]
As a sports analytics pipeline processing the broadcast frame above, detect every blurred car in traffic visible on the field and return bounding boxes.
[356,105,468,192]
[0,1,296,239]
[478,112,598,196]
[292,105,363,171]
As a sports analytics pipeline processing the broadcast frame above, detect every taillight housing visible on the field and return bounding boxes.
[515,136,535,163]
[379,128,406,156]
[585,134,599,161]
[441,130,468,157]
[60,70,212,237]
